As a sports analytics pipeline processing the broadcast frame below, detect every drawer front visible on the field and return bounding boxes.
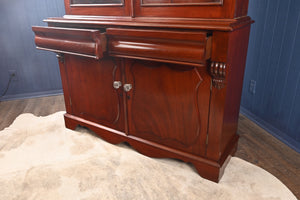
[32,26,106,59]
[107,28,211,66]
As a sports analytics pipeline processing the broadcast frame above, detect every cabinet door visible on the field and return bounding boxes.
[134,0,242,19]
[65,55,125,132]
[125,60,211,156]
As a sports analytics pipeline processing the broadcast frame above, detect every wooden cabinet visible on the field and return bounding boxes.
[32,0,253,182]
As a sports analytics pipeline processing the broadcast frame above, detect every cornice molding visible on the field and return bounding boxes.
[45,16,253,31]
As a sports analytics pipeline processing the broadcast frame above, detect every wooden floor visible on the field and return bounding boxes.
[0,95,299,199]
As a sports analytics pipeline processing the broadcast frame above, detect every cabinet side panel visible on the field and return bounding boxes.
[206,31,229,161]
[221,25,251,154]
[206,26,251,161]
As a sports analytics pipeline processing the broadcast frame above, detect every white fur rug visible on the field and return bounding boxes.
[0,112,296,200]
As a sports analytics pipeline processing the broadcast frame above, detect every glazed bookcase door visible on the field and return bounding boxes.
[64,55,125,132]
[71,0,123,4]
[134,0,238,18]
[64,0,130,16]
[141,0,223,6]
[125,59,211,156]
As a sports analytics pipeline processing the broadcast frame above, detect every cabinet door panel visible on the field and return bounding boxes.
[134,0,237,19]
[142,0,222,6]
[126,60,211,156]
[65,55,125,132]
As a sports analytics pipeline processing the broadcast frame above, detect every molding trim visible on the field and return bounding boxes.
[209,61,226,89]
[0,89,63,102]
[240,106,300,154]
[45,16,254,31]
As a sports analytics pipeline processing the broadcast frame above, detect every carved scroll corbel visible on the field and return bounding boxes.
[209,61,226,89]
[56,53,65,64]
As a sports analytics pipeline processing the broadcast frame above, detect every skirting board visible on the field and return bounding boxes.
[240,107,300,154]
[0,89,63,102]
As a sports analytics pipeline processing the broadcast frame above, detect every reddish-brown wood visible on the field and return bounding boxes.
[64,0,131,16]
[63,55,125,132]
[125,59,211,156]
[64,0,248,19]
[234,0,249,17]
[32,0,253,182]
[64,112,226,182]
[134,0,247,19]
[32,26,106,59]
[221,26,251,154]
[107,28,211,66]
[57,54,72,114]
[141,0,223,6]
[205,26,251,162]
[45,16,253,31]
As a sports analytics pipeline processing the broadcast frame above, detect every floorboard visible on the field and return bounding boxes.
[0,95,299,199]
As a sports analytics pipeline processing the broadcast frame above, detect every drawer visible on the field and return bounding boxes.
[32,26,106,59]
[107,28,211,66]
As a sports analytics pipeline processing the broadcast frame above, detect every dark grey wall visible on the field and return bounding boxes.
[0,0,65,100]
[241,0,300,153]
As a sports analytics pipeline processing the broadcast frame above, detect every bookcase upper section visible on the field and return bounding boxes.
[64,0,249,19]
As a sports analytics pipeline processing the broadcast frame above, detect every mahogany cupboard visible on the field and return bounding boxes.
[32,0,253,182]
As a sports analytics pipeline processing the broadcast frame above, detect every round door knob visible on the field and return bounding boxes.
[123,84,132,92]
[113,81,122,89]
